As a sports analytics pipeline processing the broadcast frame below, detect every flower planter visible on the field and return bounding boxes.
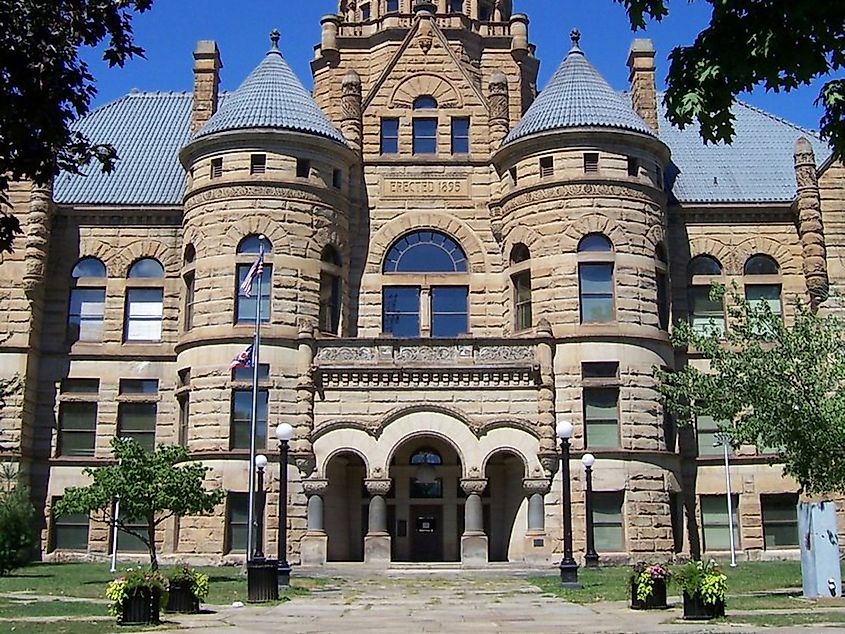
[630,578,668,610]
[121,587,160,625]
[165,578,200,614]
[682,591,725,620]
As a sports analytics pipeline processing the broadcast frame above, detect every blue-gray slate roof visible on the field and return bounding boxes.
[193,46,345,144]
[504,41,655,144]
[658,98,831,203]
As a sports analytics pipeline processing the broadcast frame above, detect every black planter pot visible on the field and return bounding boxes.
[121,587,160,625]
[682,591,725,620]
[166,579,200,614]
[630,578,668,610]
[247,557,279,603]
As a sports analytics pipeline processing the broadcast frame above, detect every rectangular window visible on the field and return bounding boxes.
[230,389,268,450]
[410,478,443,499]
[413,118,438,155]
[296,158,310,178]
[118,402,157,452]
[236,263,272,324]
[761,493,799,549]
[579,263,614,323]
[360,2,371,20]
[319,272,342,334]
[657,270,669,330]
[540,156,554,178]
[211,158,223,179]
[701,494,740,552]
[51,503,89,551]
[232,363,270,382]
[746,284,782,319]
[250,154,266,175]
[627,156,639,177]
[696,413,723,456]
[513,272,532,331]
[332,168,342,189]
[431,286,469,337]
[184,272,195,331]
[383,286,421,337]
[68,288,106,343]
[125,288,163,342]
[178,394,189,448]
[593,492,625,551]
[582,361,618,379]
[509,167,518,186]
[583,387,619,448]
[688,286,725,336]
[57,402,97,457]
[226,492,249,553]
[115,511,149,553]
[584,152,599,173]
[448,0,464,11]
[61,378,99,394]
[451,117,470,154]
[380,118,400,155]
[387,0,400,12]
[120,379,159,395]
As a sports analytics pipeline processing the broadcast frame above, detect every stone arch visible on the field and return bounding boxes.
[503,225,544,261]
[313,428,377,479]
[563,213,631,252]
[390,73,463,109]
[313,225,349,263]
[480,447,529,475]
[182,225,206,257]
[687,237,733,274]
[644,223,668,253]
[734,236,800,276]
[375,403,475,438]
[367,213,488,274]
[63,238,118,276]
[322,446,371,474]
[221,217,292,257]
[384,429,465,474]
[113,239,178,277]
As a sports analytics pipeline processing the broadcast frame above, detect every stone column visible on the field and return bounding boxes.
[300,479,329,565]
[341,69,363,154]
[488,70,510,151]
[523,478,551,564]
[536,319,558,477]
[364,479,392,564]
[293,320,317,476]
[794,137,829,309]
[460,478,488,566]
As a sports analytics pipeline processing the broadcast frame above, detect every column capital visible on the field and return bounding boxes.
[302,478,329,497]
[365,478,392,497]
[460,478,488,496]
[522,478,551,496]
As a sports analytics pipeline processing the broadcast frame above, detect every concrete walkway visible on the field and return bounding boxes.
[155,570,845,634]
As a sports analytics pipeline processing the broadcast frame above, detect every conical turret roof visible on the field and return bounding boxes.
[194,31,345,145]
[504,31,654,145]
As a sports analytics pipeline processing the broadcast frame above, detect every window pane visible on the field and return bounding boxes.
[227,493,249,553]
[61,379,99,394]
[128,259,164,279]
[72,258,106,278]
[319,272,342,334]
[116,521,149,553]
[657,271,670,330]
[688,286,725,335]
[383,287,421,337]
[746,285,782,316]
[384,231,467,273]
[236,264,272,324]
[431,286,468,337]
[233,363,270,382]
[451,117,470,154]
[120,379,159,395]
[584,388,619,448]
[69,288,106,342]
[689,255,722,277]
[579,264,613,293]
[592,493,624,551]
[578,234,612,252]
[744,255,779,276]
[380,118,399,155]
[230,390,268,450]
[762,494,798,548]
[413,118,438,155]
[126,289,163,342]
[118,403,156,452]
[701,495,740,552]
[53,511,90,551]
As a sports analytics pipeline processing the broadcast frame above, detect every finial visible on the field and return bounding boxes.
[270,29,280,50]
[570,29,581,47]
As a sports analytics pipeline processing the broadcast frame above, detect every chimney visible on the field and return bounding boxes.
[627,38,658,132]
[191,40,222,133]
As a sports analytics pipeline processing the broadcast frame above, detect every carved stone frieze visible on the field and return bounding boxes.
[476,345,535,363]
[522,478,551,496]
[365,479,393,497]
[501,182,658,214]
[302,478,330,497]
[395,345,458,363]
[460,478,488,496]
[315,346,377,362]
[184,184,325,210]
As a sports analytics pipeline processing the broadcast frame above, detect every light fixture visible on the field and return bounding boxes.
[276,423,294,442]
[581,453,595,468]
[255,454,268,469]
[556,420,574,440]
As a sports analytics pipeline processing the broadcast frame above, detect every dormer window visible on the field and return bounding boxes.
[584,153,599,174]
[540,156,554,178]
[211,158,223,179]
[250,154,266,175]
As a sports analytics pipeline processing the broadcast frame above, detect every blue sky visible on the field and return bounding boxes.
[82,0,826,135]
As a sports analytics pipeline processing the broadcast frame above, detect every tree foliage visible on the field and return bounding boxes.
[55,438,224,570]
[0,0,153,253]
[0,463,35,576]
[655,285,845,496]
[614,1,845,159]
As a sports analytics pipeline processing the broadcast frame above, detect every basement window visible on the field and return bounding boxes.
[210,158,223,179]
[250,154,266,175]
[540,156,554,178]
[627,156,639,177]
[583,153,599,174]
[296,159,311,178]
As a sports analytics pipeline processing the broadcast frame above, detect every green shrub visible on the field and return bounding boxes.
[0,485,36,575]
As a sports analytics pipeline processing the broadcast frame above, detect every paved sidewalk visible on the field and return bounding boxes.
[161,571,845,634]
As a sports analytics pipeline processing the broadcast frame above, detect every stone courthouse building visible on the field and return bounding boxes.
[1,0,842,566]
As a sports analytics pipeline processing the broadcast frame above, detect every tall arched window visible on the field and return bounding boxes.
[413,95,438,155]
[655,244,670,330]
[687,254,725,335]
[68,257,107,343]
[235,235,273,324]
[510,244,532,331]
[125,258,164,342]
[319,246,343,335]
[744,254,781,320]
[578,234,615,323]
[382,230,469,337]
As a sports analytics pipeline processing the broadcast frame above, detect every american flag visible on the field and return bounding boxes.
[229,344,254,370]
[239,251,264,297]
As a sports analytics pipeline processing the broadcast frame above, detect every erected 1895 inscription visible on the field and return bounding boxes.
[381,177,471,199]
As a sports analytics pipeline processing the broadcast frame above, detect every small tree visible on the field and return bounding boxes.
[0,463,36,575]
[655,285,845,496]
[56,438,224,570]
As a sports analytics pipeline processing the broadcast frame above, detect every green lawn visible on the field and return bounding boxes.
[0,622,166,634]
[0,597,107,618]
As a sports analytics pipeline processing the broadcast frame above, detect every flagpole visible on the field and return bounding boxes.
[246,245,264,564]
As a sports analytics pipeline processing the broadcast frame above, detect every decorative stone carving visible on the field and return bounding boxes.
[365,479,393,497]
[316,346,377,362]
[488,70,510,149]
[341,69,363,153]
[501,183,659,213]
[184,184,327,210]
[395,346,456,363]
[793,137,829,309]
[522,478,551,496]
[23,183,53,296]
[302,479,330,497]
[294,454,316,478]
[460,478,488,496]
[416,9,434,54]
[476,345,534,362]
[538,453,559,478]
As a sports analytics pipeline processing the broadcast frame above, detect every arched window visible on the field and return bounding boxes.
[578,234,614,323]
[655,244,670,330]
[183,244,196,332]
[125,258,164,342]
[382,230,469,338]
[319,246,343,335]
[68,257,107,343]
[687,255,725,335]
[410,449,443,465]
[744,254,781,320]
[510,243,532,331]
[412,96,438,155]
[235,235,272,324]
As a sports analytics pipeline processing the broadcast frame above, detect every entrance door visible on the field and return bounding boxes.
[410,505,443,561]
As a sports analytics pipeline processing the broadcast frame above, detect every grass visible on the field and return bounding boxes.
[0,622,169,634]
[0,598,106,618]
[724,612,845,627]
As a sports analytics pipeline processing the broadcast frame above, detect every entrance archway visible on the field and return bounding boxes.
[389,435,463,562]
[324,451,366,562]
[485,451,527,562]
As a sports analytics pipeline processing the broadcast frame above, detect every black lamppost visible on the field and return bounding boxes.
[556,420,580,588]
[275,423,294,587]
[253,454,268,560]
[581,453,599,568]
